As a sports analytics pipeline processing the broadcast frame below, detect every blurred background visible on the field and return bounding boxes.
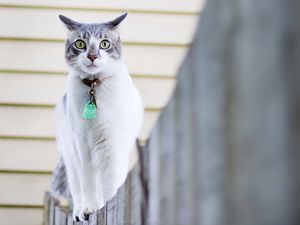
[0,0,203,224]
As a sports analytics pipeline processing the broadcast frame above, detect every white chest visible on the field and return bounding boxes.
[66,72,140,139]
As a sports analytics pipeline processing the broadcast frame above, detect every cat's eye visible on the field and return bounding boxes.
[100,40,110,50]
[74,40,86,49]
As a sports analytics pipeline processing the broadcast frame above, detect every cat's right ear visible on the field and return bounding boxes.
[59,15,81,31]
[104,12,128,30]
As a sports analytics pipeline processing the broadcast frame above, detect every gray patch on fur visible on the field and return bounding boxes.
[51,158,71,198]
[65,39,82,63]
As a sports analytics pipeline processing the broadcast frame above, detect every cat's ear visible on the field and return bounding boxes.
[105,12,128,30]
[59,15,81,31]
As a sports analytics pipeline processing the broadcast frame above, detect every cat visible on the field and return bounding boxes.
[55,13,143,222]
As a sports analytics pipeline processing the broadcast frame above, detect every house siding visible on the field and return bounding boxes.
[0,0,201,224]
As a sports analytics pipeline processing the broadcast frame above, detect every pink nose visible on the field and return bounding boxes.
[87,54,98,62]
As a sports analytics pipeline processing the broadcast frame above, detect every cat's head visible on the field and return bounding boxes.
[59,13,127,76]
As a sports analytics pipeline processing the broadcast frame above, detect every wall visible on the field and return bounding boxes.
[0,0,202,224]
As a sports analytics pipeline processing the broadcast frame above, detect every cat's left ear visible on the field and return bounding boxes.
[105,12,128,30]
[59,15,81,31]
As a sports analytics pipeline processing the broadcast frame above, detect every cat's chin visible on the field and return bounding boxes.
[78,66,103,76]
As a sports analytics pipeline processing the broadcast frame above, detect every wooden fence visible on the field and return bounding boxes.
[45,0,300,224]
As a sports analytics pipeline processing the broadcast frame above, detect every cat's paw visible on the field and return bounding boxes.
[72,204,82,222]
[78,202,104,221]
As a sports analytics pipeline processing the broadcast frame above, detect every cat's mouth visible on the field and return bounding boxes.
[87,63,98,68]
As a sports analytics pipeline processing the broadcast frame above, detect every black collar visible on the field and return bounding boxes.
[81,78,101,88]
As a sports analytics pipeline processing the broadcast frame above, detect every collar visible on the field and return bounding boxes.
[81,78,101,88]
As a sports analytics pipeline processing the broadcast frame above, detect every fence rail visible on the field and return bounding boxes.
[45,0,300,224]
[44,160,145,225]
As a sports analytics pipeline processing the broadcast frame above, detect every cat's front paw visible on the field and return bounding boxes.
[78,201,104,221]
[72,204,82,222]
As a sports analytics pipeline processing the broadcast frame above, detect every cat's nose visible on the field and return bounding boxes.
[87,54,98,62]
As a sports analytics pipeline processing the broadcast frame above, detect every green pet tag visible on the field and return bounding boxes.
[82,101,97,119]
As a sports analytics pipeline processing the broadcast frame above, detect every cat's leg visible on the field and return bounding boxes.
[77,164,104,221]
[56,122,83,220]
[102,156,129,203]
[64,162,82,221]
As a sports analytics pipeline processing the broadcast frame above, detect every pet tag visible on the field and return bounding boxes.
[82,101,97,119]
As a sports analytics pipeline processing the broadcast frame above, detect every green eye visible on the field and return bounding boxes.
[74,40,86,49]
[100,40,110,49]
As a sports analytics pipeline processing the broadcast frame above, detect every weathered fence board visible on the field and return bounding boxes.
[45,0,300,224]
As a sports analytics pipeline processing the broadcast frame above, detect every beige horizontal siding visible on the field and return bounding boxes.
[0,40,186,76]
[0,139,57,172]
[0,0,201,222]
[0,138,136,173]
[0,8,198,45]
[0,106,159,140]
[0,0,203,14]
[0,173,50,205]
[0,73,175,108]
[0,207,43,225]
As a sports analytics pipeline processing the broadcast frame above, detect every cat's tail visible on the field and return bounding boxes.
[50,158,71,199]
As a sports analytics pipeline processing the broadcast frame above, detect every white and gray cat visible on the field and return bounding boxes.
[55,13,143,221]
